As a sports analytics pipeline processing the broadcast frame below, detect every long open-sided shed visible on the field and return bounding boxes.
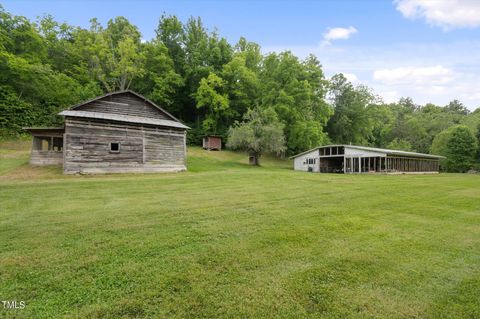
[290,145,444,174]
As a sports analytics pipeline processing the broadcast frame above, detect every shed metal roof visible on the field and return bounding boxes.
[289,144,445,159]
[23,127,64,131]
[59,110,189,129]
[23,127,65,134]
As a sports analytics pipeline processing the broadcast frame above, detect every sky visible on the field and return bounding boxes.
[3,0,480,110]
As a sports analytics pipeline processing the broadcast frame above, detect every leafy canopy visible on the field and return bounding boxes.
[431,125,477,172]
[227,107,285,164]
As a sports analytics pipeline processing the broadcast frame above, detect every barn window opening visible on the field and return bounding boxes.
[110,142,120,152]
[41,138,50,151]
[52,137,63,152]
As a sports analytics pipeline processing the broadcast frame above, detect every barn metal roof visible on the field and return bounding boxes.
[59,110,189,129]
[289,144,445,159]
[67,90,183,124]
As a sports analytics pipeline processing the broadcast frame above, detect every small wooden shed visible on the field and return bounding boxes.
[24,127,65,165]
[202,136,222,151]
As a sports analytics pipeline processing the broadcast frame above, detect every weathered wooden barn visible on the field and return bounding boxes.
[25,90,189,174]
[291,145,444,174]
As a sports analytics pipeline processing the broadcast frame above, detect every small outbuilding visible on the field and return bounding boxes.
[25,90,189,174]
[202,135,222,151]
[290,144,444,174]
[24,127,65,166]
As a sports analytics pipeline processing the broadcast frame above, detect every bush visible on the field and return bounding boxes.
[0,86,37,135]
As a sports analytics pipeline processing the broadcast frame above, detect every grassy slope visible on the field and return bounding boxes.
[0,141,479,318]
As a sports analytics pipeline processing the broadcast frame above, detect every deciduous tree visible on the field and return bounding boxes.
[431,125,477,172]
[227,107,285,165]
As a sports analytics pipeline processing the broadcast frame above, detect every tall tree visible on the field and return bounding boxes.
[327,74,376,145]
[221,54,260,122]
[156,14,185,75]
[367,103,395,147]
[86,17,144,91]
[195,72,230,134]
[131,41,183,111]
[260,51,331,154]
[445,99,470,116]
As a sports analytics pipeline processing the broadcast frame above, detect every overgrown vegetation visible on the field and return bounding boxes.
[0,6,479,171]
[0,141,479,318]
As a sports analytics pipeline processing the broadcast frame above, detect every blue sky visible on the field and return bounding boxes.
[3,0,480,110]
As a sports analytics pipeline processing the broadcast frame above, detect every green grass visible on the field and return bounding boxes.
[1,141,479,318]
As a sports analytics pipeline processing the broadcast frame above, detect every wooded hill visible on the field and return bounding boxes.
[0,6,479,171]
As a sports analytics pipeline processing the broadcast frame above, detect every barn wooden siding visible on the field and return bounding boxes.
[26,128,65,166]
[30,149,63,166]
[64,117,186,174]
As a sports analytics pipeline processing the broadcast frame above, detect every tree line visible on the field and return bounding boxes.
[0,6,479,171]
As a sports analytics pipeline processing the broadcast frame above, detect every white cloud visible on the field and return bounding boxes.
[323,26,358,42]
[395,0,480,30]
[373,65,455,86]
[341,72,359,83]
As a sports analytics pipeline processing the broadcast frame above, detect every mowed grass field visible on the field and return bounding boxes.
[1,140,479,318]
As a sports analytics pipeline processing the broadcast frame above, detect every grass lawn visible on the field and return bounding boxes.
[1,140,479,318]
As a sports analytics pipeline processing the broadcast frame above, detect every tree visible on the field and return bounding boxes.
[445,99,469,116]
[367,103,394,147]
[87,17,144,91]
[398,97,418,112]
[476,123,480,161]
[114,37,145,90]
[221,54,260,121]
[431,125,477,172]
[195,72,229,134]
[0,85,35,135]
[131,41,183,112]
[234,37,262,71]
[227,107,285,165]
[327,74,376,145]
[387,138,413,151]
[259,51,331,154]
[156,14,185,74]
